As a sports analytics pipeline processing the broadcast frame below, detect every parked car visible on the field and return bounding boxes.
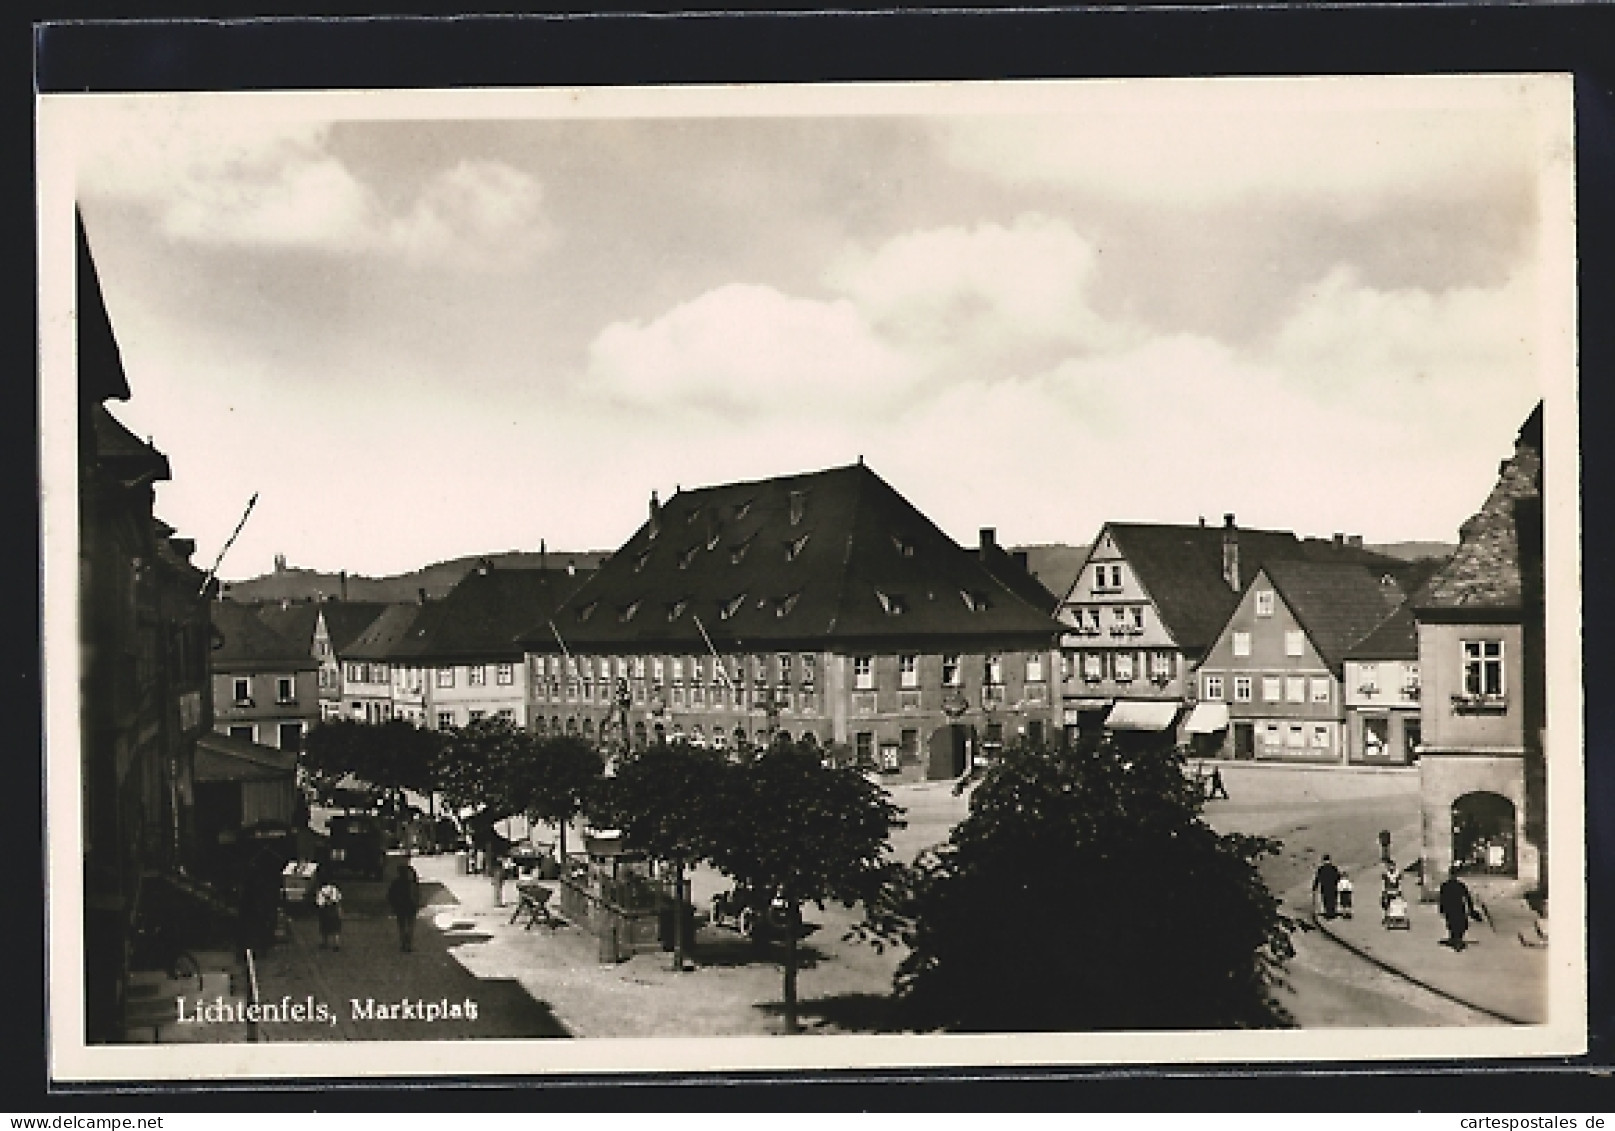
[325,814,385,880]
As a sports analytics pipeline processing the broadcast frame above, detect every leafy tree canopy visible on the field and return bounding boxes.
[432,715,537,823]
[302,717,440,801]
[598,740,729,865]
[881,736,1295,1032]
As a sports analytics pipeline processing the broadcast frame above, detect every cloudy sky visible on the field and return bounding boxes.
[59,77,1569,580]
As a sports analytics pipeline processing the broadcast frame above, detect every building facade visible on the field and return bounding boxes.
[1057,516,1413,748]
[210,600,320,752]
[78,215,215,1042]
[1342,605,1422,765]
[1413,404,1545,897]
[518,463,1062,780]
[1195,560,1404,764]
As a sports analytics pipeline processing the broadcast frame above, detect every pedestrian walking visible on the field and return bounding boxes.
[1337,873,1354,918]
[314,874,343,951]
[489,850,508,907]
[1207,766,1230,800]
[1312,854,1341,918]
[387,862,422,952]
[1438,869,1482,950]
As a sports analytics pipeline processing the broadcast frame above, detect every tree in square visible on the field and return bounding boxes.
[882,735,1296,1031]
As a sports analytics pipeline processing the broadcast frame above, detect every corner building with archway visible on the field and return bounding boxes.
[1411,404,1545,899]
[515,462,1063,780]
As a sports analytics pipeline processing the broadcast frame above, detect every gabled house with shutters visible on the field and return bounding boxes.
[1058,515,1411,743]
[515,461,1062,781]
[1194,559,1406,763]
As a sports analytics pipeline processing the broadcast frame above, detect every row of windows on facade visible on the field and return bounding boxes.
[1199,672,1338,705]
[1255,720,1338,751]
[225,720,303,750]
[1073,650,1178,684]
[529,652,1047,689]
[230,675,298,705]
[341,662,518,689]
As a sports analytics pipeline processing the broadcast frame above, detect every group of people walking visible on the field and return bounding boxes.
[1311,845,1484,949]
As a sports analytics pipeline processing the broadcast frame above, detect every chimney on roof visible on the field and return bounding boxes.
[649,490,661,538]
[339,570,348,601]
[540,538,547,571]
[1347,534,1363,548]
[1013,550,1029,569]
[1221,514,1240,592]
[1333,532,1344,546]
[1198,515,1206,527]
[980,528,997,552]
[418,587,427,605]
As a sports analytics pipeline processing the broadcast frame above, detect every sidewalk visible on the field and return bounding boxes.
[248,863,570,1041]
[417,853,895,1037]
[1309,863,1549,1024]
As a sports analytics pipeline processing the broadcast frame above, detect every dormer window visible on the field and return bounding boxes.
[788,490,807,526]
[719,593,747,620]
[678,546,698,570]
[730,537,753,565]
[706,528,723,551]
[734,499,753,521]
[667,599,688,622]
[635,550,652,573]
[891,534,915,558]
[577,601,598,622]
[877,590,909,615]
[618,600,640,623]
[960,589,991,612]
[785,532,811,562]
[776,591,802,618]
[686,506,701,525]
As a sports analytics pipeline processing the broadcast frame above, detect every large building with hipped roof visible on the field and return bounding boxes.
[516,461,1062,780]
[1411,403,1545,897]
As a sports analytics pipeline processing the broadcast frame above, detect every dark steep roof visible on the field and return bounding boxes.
[91,404,170,489]
[1415,403,1543,613]
[1345,603,1419,662]
[210,600,317,672]
[394,565,589,662]
[519,462,1063,652]
[255,603,321,656]
[1089,523,1410,655]
[344,603,428,662]
[1261,559,1407,672]
[320,601,394,653]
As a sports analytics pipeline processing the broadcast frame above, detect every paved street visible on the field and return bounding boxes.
[237,763,1531,1039]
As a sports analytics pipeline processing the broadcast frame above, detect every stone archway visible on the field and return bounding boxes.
[1452,790,1517,876]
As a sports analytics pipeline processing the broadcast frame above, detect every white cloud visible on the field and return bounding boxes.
[585,283,920,416]
[77,105,550,268]
[387,160,554,270]
[1263,265,1541,448]
[825,214,1130,366]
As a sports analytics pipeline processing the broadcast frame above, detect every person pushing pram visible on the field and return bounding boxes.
[1380,859,1410,929]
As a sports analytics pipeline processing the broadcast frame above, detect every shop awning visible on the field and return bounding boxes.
[1104,700,1180,732]
[1183,702,1231,735]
